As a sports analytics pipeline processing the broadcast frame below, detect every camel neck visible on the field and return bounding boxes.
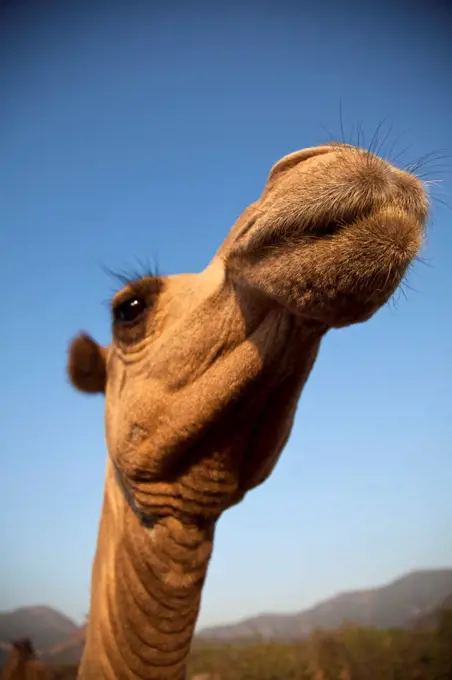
[78,462,215,680]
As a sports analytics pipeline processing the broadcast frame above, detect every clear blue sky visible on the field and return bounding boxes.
[0,0,451,630]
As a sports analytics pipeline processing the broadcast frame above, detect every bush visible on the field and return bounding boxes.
[21,606,452,680]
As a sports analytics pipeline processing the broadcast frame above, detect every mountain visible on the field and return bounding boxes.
[198,569,452,640]
[43,625,87,665]
[1,568,451,667]
[0,605,80,667]
[412,592,452,630]
[0,605,78,651]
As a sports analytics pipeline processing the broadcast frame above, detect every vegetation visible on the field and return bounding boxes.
[49,607,452,680]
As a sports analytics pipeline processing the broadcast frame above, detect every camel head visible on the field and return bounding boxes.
[10,638,35,661]
[68,143,427,527]
[1,638,55,680]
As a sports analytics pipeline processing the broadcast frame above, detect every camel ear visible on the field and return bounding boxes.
[67,333,107,394]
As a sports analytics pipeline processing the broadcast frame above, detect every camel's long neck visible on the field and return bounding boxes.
[78,461,214,680]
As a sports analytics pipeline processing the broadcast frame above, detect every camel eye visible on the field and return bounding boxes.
[113,297,146,324]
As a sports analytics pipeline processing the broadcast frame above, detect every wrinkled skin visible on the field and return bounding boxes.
[68,143,428,679]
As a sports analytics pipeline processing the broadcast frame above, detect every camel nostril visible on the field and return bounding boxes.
[311,219,346,238]
[305,201,367,238]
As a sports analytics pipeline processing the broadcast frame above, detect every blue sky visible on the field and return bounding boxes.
[0,0,451,629]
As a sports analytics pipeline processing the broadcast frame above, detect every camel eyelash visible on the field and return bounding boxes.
[101,260,163,310]
[110,277,164,315]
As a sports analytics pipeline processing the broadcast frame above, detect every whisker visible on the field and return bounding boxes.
[339,98,345,145]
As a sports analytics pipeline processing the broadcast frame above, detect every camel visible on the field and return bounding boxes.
[0,639,55,680]
[67,142,428,679]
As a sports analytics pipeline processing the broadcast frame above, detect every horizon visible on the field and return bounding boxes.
[2,566,452,629]
[1,0,451,631]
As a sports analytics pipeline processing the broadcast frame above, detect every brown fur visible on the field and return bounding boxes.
[67,143,428,679]
[67,334,107,394]
[0,640,54,680]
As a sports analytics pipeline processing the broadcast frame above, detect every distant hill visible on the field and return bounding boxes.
[412,592,452,630]
[198,569,452,640]
[0,605,78,651]
[0,605,80,667]
[43,625,87,665]
[1,568,451,667]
